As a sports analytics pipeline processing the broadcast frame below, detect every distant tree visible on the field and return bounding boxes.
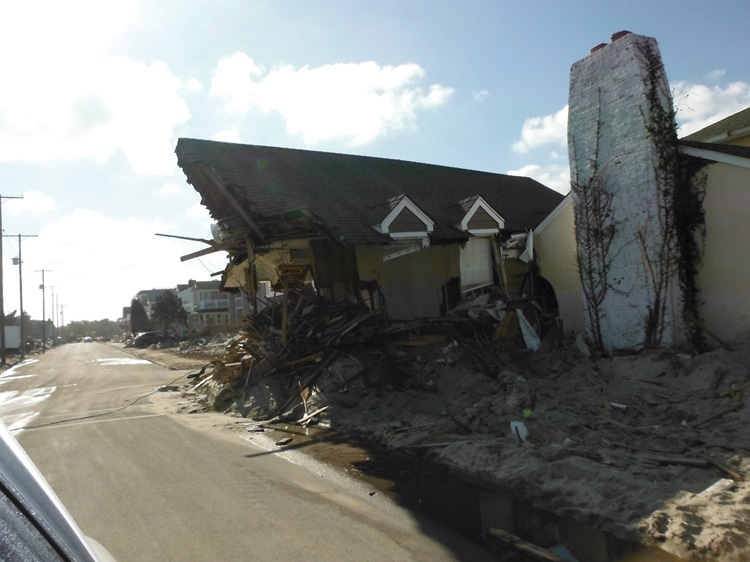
[66,319,121,340]
[28,318,54,340]
[130,298,152,334]
[151,291,187,337]
[4,311,19,325]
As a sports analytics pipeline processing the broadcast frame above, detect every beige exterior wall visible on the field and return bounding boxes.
[697,161,750,343]
[533,161,750,345]
[355,243,460,319]
[534,199,586,335]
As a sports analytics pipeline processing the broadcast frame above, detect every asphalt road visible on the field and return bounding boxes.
[0,343,496,562]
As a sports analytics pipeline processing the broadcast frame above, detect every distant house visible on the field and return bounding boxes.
[177,280,236,332]
[175,139,563,320]
[119,306,131,331]
[133,288,175,318]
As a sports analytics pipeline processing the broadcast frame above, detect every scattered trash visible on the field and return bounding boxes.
[510,421,529,442]
[158,385,179,392]
[698,478,735,497]
[517,309,540,351]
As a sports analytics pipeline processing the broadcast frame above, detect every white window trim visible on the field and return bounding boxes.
[372,195,434,235]
[459,196,505,232]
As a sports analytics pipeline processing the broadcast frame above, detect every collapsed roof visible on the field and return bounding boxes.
[175,139,564,247]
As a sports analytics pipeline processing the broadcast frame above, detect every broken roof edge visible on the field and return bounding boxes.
[175,137,556,185]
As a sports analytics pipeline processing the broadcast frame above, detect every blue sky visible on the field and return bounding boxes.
[1,0,748,322]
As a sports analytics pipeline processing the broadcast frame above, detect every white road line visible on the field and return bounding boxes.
[17,413,166,432]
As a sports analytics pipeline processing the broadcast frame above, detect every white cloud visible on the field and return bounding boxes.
[472,89,490,102]
[187,204,210,218]
[210,53,455,146]
[704,69,726,81]
[0,1,190,175]
[508,164,570,194]
[1,0,138,60]
[13,209,226,322]
[184,78,204,92]
[6,191,56,216]
[673,80,750,137]
[212,129,241,143]
[156,183,181,197]
[512,105,568,154]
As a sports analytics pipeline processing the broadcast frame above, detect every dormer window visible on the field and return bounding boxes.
[458,196,505,235]
[372,195,434,239]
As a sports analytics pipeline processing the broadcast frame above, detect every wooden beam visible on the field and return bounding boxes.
[180,246,224,262]
[245,237,258,314]
[200,165,267,244]
[155,232,213,244]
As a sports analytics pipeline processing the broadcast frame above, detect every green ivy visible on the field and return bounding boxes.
[637,40,708,351]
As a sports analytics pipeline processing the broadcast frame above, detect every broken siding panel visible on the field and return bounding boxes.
[381,246,455,319]
[310,239,357,301]
[354,245,385,285]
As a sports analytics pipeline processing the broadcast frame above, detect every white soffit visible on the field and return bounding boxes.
[679,146,750,169]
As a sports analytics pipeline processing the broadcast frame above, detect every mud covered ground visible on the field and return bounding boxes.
[119,337,750,562]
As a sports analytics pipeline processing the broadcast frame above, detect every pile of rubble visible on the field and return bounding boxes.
[176,284,749,562]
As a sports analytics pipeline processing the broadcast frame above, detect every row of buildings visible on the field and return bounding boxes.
[121,279,270,334]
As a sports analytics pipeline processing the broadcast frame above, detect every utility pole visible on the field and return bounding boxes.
[55,294,61,344]
[0,194,24,364]
[35,270,51,353]
[49,286,55,345]
[60,304,65,342]
[5,234,36,359]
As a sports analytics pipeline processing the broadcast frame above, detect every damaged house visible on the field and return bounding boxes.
[175,140,563,321]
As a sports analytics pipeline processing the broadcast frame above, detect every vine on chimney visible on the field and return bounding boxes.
[570,93,619,351]
[636,39,708,350]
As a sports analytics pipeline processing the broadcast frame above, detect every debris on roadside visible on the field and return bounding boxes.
[165,276,750,562]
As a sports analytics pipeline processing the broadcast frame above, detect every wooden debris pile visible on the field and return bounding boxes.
[184,279,542,421]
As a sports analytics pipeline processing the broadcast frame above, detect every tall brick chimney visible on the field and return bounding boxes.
[568,32,680,349]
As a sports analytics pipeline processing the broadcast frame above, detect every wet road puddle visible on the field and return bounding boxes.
[255,423,684,562]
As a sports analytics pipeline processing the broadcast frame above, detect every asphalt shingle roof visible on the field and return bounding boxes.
[176,139,564,245]
[682,107,750,142]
